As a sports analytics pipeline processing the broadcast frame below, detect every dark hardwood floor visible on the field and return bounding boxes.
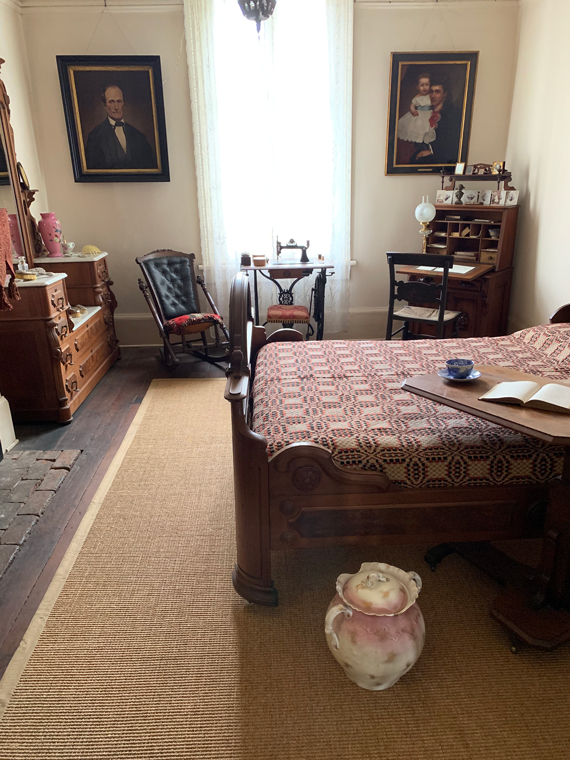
[0,347,226,678]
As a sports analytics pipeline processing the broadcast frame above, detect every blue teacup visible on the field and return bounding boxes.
[445,358,474,379]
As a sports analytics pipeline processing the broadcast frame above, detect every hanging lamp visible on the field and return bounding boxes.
[237,0,276,33]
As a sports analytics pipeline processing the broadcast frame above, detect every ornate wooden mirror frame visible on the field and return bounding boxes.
[0,58,38,268]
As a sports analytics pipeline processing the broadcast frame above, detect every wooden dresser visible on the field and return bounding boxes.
[0,255,120,422]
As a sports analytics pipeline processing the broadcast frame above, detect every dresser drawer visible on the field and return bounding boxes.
[77,339,112,381]
[480,252,498,264]
[72,310,107,355]
[46,281,68,314]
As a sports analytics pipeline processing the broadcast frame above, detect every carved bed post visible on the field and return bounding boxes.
[225,273,277,605]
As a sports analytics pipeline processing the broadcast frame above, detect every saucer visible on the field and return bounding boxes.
[437,368,481,382]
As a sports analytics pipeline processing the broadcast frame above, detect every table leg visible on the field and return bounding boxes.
[490,450,570,650]
[316,270,326,341]
[254,269,260,325]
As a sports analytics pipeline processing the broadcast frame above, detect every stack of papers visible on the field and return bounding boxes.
[416,265,475,274]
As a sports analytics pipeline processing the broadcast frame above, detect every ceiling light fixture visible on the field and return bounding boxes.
[237,0,276,33]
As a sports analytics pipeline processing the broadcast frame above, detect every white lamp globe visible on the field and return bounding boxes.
[415,195,436,223]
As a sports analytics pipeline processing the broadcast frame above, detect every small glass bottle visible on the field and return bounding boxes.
[17,256,28,273]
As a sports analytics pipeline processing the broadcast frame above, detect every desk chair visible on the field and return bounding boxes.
[264,267,316,339]
[137,249,229,368]
[385,252,462,341]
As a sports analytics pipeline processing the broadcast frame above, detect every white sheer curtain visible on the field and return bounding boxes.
[184,0,352,333]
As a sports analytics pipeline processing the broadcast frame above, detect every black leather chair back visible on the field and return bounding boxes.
[139,255,200,320]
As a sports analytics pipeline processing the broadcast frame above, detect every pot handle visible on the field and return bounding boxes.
[325,603,352,650]
[407,571,422,592]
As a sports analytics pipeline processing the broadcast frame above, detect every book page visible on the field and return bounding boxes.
[527,383,570,412]
[432,265,475,274]
[479,381,540,405]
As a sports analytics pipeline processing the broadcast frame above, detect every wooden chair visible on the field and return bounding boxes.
[264,268,316,339]
[137,249,229,368]
[385,252,462,341]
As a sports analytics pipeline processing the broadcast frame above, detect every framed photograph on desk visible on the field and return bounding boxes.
[385,51,479,176]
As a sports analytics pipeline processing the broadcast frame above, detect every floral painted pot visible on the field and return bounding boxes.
[38,212,63,257]
[325,562,425,691]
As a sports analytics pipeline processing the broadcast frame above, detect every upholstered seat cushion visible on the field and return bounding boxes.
[393,305,461,322]
[252,324,570,489]
[164,313,224,335]
[266,304,311,323]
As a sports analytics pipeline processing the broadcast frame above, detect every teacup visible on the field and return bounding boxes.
[445,358,474,379]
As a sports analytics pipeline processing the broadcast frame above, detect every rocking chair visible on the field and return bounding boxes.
[137,249,229,368]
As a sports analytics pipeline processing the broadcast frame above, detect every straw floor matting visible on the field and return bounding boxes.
[1,378,570,759]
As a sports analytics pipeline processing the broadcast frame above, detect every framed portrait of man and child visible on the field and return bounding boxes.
[57,55,170,183]
[385,51,479,176]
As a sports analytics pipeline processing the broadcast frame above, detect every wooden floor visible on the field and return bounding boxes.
[0,347,226,679]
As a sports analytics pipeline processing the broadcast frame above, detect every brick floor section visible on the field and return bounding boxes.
[0,503,23,530]
[17,490,55,516]
[7,480,40,503]
[0,449,81,579]
[0,515,39,546]
[0,544,18,575]
[23,460,53,481]
[37,470,67,492]
[54,450,81,470]
[11,451,43,469]
[41,451,61,461]
[0,470,22,491]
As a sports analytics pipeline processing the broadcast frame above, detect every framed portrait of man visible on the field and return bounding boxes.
[57,55,169,183]
[385,51,479,176]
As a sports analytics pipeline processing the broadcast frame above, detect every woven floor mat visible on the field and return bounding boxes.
[0,378,569,759]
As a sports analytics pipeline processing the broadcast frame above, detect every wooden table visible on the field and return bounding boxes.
[240,259,334,340]
[403,365,570,651]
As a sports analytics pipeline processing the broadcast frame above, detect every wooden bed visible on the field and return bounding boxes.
[224,272,570,613]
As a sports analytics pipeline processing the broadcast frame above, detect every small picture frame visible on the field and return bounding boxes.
[492,160,505,174]
[463,189,479,205]
[455,162,466,175]
[436,190,448,204]
[491,189,505,206]
[480,190,492,206]
[465,165,474,175]
[504,189,519,206]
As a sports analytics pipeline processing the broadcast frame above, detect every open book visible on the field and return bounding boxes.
[479,381,570,414]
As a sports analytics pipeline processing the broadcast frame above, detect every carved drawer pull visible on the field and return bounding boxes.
[74,338,81,352]
[65,378,79,394]
[61,351,74,367]
[51,294,66,311]
[55,323,68,339]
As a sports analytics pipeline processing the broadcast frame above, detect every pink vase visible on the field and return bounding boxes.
[38,212,63,257]
[8,214,23,258]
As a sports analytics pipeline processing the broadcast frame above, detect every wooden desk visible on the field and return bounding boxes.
[396,264,512,338]
[403,366,570,650]
[241,259,334,340]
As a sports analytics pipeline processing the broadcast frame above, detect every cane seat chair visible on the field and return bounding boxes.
[385,252,462,341]
[137,249,229,367]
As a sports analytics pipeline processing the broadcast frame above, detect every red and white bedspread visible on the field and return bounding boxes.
[252,324,570,489]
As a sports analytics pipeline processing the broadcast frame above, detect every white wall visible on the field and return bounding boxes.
[351,0,520,338]
[21,3,200,345]
[8,0,521,344]
[0,0,47,212]
[506,0,570,331]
